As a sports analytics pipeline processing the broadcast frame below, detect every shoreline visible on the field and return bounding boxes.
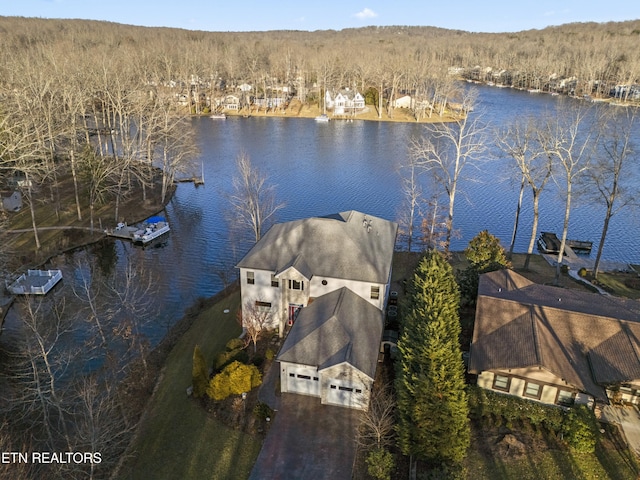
[206,100,458,124]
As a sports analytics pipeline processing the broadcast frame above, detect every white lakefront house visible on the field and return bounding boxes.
[236,210,397,409]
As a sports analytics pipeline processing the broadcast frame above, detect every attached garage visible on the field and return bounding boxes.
[283,365,320,397]
[276,287,384,410]
[326,380,368,409]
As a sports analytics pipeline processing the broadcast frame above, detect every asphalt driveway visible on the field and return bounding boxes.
[249,393,360,480]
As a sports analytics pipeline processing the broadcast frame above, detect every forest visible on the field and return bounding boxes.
[1,15,640,479]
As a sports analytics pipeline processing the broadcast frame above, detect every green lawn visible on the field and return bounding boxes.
[595,272,640,300]
[119,291,263,480]
[465,434,639,480]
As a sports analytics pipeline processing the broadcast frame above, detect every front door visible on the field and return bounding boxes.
[288,304,303,326]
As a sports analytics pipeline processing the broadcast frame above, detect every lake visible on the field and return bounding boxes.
[2,85,639,347]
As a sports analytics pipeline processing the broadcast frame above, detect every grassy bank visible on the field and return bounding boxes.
[4,172,172,270]
[218,99,456,123]
[119,290,262,480]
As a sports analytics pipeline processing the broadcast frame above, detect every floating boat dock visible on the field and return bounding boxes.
[105,216,170,245]
[6,269,63,295]
[537,232,593,255]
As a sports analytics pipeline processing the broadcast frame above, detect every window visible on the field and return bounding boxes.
[339,386,354,392]
[288,279,303,291]
[255,301,271,312]
[297,374,311,380]
[557,390,574,406]
[271,274,279,288]
[493,374,510,392]
[371,286,380,300]
[246,271,255,285]
[355,389,362,394]
[524,382,542,399]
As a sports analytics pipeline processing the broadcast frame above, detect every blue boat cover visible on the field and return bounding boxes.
[147,216,166,223]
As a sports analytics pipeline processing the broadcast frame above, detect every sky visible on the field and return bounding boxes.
[1,0,639,33]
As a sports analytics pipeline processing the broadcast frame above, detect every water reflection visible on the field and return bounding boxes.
[2,86,639,360]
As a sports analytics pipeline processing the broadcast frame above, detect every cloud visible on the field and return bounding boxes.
[354,8,378,20]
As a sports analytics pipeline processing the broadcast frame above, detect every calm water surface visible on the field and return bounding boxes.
[3,86,640,346]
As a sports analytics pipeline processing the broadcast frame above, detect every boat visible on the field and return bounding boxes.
[210,113,226,120]
[314,114,330,122]
[132,216,170,244]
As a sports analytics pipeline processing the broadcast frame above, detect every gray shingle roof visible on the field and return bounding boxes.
[470,269,640,401]
[236,211,398,284]
[276,287,384,379]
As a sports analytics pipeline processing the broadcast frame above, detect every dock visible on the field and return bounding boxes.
[537,232,593,256]
[6,269,63,295]
[105,222,139,241]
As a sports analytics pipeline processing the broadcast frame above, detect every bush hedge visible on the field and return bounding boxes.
[468,386,600,452]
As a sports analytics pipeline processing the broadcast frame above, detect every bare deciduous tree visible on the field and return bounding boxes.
[410,89,488,252]
[495,117,553,269]
[239,300,273,354]
[397,154,424,252]
[357,383,395,450]
[582,108,639,278]
[227,151,284,244]
[541,104,596,284]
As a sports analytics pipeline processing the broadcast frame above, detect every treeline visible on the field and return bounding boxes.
[2,17,639,100]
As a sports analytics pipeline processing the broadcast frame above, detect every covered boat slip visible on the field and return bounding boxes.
[6,269,63,295]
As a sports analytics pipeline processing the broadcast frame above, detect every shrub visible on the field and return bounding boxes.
[226,338,245,351]
[366,448,395,480]
[207,371,232,401]
[562,405,599,453]
[265,348,275,361]
[467,385,564,432]
[206,361,262,401]
[253,402,273,421]
[419,462,466,480]
[578,267,588,278]
[213,348,248,372]
[252,356,264,368]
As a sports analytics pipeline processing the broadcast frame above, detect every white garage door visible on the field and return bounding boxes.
[327,381,367,409]
[286,366,320,397]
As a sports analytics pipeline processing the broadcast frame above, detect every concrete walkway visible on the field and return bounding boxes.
[540,252,634,295]
[600,405,640,456]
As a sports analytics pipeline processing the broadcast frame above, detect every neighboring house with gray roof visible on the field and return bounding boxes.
[469,269,640,408]
[236,210,397,409]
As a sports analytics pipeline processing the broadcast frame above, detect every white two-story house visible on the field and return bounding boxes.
[236,210,398,409]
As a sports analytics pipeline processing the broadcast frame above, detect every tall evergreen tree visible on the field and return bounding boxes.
[192,344,209,398]
[396,250,470,465]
